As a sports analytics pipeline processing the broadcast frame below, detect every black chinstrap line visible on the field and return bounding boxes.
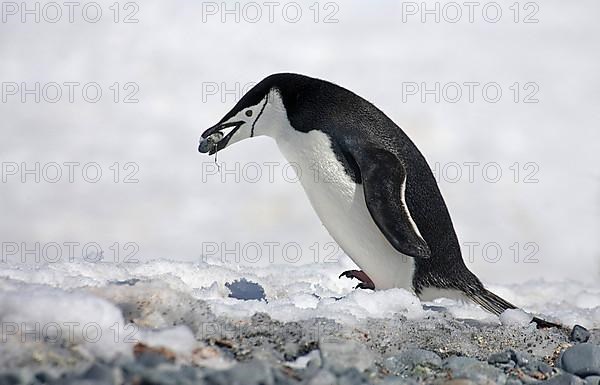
[251,93,269,138]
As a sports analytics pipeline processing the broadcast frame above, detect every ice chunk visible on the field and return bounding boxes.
[499,309,533,327]
[138,325,196,357]
[0,283,130,359]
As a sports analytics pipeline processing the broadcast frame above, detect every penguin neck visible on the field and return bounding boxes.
[256,89,290,140]
[259,91,332,187]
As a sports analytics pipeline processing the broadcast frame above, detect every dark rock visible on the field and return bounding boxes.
[488,350,513,365]
[518,355,553,378]
[272,367,297,385]
[121,361,143,374]
[585,376,600,385]
[443,356,506,384]
[0,372,25,385]
[516,360,555,383]
[571,325,592,344]
[137,369,195,385]
[510,350,531,367]
[204,361,274,385]
[283,342,300,360]
[34,371,57,383]
[443,356,479,370]
[538,362,555,376]
[381,377,420,385]
[177,366,200,381]
[306,369,337,385]
[321,341,376,372]
[82,363,119,383]
[336,368,371,385]
[384,349,442,374]
[61,380,114,385]
[136,350,172,367]
[558,343,600,377]
[540,373,586,384]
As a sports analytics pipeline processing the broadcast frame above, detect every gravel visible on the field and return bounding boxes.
[539,373,586,385]
[2,292,599,385]
[383,349,442,375]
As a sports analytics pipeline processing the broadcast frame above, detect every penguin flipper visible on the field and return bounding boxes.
[355,147,431,259]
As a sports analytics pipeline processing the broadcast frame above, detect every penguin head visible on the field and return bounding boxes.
[199,74,300,155]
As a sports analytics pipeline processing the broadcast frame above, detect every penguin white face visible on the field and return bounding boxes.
[199,88,284,155]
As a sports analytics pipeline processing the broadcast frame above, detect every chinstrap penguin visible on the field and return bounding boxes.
[198,73,559,328]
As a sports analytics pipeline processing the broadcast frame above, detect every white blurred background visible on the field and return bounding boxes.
[1,0,598,284]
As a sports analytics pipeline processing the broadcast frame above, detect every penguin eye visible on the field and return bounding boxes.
[245,109,253,117]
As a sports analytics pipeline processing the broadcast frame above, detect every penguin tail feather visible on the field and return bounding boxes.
[465,288,562,329]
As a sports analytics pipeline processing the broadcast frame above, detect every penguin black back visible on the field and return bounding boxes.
[260,74,469,289]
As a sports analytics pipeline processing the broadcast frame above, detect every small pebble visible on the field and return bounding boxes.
[34,371,56,383]
[82,363,120,382]
[538,362,555,376]
[384,349,442,374]
[540,373,586,385]
[198,132,224,153]
[441,380,477,385]
[321,341,376,372]
[510,350,531,367]
[336,368,371,385]
[488,350,512,365]
[136,351,171,368]
[443,356,506,384]
[0,373,24,385]
[307,370,337,385]
[585,376,600,385]
[571,325,592,344]
[381,377,420,385]
[203,361,274,385]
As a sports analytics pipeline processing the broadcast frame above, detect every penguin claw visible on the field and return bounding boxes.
[339,269,361,280]
[339,270,354,279]
[339,270,376,290]
[355,282,375,290]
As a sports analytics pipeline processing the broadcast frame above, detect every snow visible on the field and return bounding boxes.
[0,280,130,360]
[499,309,534,327]
[0,257,599,361]
[137,325,196,357]
[286,350,322,369]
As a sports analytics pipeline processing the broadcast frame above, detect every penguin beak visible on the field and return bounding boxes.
[198,121,244,155]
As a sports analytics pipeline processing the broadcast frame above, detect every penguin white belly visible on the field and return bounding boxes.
[275,130,415,291]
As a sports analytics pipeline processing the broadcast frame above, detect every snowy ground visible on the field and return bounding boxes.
[1,258,599,384]
[3,257,600,330]
[2,0,600,384]
[1,0,599,284]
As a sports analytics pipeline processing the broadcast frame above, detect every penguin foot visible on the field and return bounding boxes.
[354,282,375,290]
[339,270,375,290]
